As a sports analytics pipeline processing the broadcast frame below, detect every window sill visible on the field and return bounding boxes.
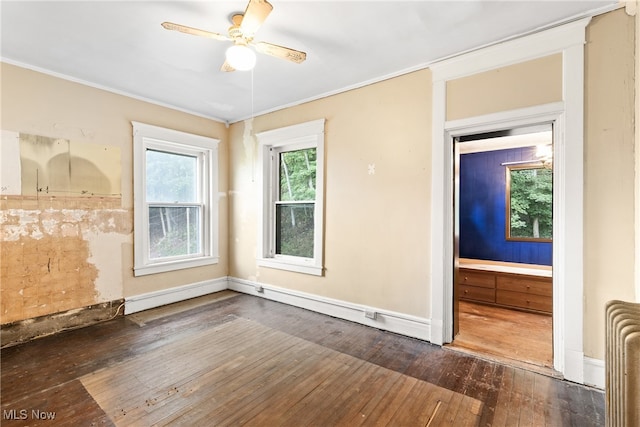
[257,258,323,276]
[134,256,219,277]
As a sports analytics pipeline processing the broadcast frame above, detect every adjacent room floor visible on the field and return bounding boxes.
[1,292,603,426]
[450,301,554,375]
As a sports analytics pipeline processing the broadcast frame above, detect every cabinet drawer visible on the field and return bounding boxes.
[496,290,552,313]
[458,270,495,289]
[496,276,552,296]
[459,285,495,303]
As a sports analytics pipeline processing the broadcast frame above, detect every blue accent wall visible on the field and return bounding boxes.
[459,146,552,266]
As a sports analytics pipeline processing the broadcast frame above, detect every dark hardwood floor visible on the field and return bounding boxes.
[1,291,604,426]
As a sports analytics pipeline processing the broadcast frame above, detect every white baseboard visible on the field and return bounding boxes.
[124,277,228,314]
[227,277,431,341]
[583,356,605,390]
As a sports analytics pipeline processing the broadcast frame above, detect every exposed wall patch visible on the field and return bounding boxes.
[1,235,98,324]
[1,198,131,324]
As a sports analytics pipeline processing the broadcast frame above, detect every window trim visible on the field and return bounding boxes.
[257,119,325,276]
[132,122,219,276]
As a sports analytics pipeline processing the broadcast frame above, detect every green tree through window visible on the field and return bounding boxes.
[276,148,316,258]
[507,166,552,240]
[146,150,201,259]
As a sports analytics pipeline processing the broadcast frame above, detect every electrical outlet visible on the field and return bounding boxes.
[364,310,377,320]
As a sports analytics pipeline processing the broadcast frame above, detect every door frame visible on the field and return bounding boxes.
[448,111,560,358]
[452,124,555,342]
[428,18,589,383]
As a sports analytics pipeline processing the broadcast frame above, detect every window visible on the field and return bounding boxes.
[257,119,325,276]
[506,164,553,241]
[132,122,219,276]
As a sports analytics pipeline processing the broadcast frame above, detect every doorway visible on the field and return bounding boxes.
[449,126,554,372]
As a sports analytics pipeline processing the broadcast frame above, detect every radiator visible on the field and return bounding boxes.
[605,300,640,427]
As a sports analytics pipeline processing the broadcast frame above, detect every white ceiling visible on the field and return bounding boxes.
[1,1,619,124]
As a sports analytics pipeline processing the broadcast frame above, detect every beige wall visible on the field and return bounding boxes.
[446,53,563,121]
[1,63,228,323]
[229,70,433,317]
[636,0,640,303]
[583,9,636,358]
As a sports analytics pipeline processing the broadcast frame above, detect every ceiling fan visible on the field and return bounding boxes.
[162,0,306,72]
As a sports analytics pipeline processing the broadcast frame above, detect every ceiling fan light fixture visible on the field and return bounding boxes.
[225,44,256,71]
[162,0,306,73]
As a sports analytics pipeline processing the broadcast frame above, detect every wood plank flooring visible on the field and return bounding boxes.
[450,301,553,372]
[81,318,481,426]
[1,292,604,426]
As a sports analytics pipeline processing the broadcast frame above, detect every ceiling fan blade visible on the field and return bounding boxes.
[254,42,306,64]
[161,22,229,41]
[221,60,235,72]
[239,0,273,37]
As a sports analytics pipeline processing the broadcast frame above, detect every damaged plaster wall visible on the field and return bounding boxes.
[1,129,130,324]
[1,62,228,339]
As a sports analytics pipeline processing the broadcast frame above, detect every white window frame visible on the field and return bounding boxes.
[257,119,325,276]
[132,122,219,276]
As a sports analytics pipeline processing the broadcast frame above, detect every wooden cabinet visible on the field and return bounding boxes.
[458,265,552,315]
[459,271,495,288]
[459,284,495,303]
[458,270,495,303]
[496,275,552,313]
